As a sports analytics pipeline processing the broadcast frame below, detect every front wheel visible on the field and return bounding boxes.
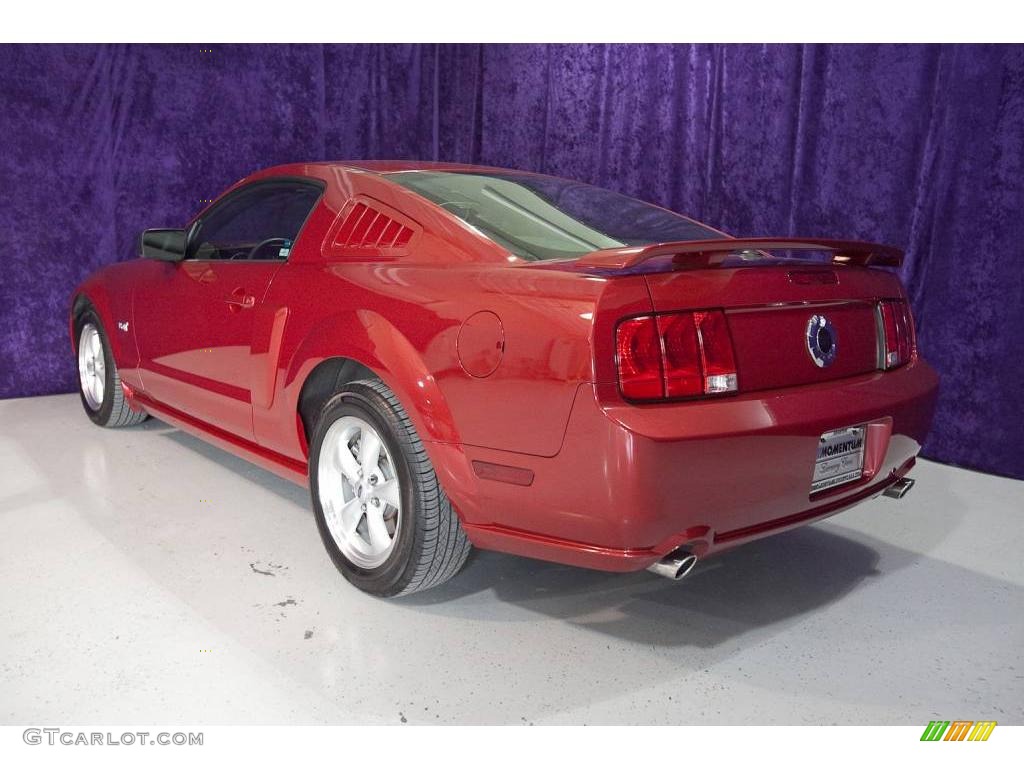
[309,379,471,597]
[75,310,148,428]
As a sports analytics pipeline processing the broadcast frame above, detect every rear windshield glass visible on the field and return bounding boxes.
[387,171,719,261]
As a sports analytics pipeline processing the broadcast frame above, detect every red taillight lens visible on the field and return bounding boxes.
[879,301,899,367]
[616,316,664,400]
[878,299,917,369]
[657,313,702,397]
[617,310,738,401]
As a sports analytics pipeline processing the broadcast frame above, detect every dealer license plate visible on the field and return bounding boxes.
[811,426,865,494]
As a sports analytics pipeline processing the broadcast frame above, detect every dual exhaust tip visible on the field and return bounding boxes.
[883,477,915,499]
[647,548,698,581]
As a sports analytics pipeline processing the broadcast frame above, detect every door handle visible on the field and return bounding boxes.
[225,288,255,310]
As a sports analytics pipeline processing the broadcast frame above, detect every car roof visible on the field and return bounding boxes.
[261,160,535,177]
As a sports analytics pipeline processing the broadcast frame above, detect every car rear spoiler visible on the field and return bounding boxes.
[574,237,904,270]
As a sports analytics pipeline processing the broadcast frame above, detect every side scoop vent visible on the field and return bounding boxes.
[332,201,415,250]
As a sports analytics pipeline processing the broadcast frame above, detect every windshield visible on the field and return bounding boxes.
[386,171,720,261]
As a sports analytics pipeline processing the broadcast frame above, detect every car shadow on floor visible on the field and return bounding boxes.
[155,423,312,509]
[396,525,891,647]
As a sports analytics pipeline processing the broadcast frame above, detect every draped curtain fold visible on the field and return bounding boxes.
[1,44,1021,478]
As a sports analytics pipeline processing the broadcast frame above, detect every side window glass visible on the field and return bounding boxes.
[189,183,321,261]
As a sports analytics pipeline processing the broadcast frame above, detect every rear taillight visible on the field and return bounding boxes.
[693,310,739,394]
[616,310,738,401]
[616,316,663,400]
[877,299,916,369]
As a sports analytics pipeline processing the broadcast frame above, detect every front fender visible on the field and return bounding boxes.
[70,269,138,375]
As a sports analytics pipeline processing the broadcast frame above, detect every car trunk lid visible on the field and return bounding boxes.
[642,263,899,392]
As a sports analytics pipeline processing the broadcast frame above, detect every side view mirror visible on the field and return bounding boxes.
[139,229,186,262]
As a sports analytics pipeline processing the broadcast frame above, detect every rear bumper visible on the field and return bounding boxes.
[461,358,939,571]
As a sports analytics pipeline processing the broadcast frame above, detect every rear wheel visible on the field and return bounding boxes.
[309,379,471,597]
[75,310,148,428]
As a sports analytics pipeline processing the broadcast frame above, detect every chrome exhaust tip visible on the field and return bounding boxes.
[647,548,698,581]
[883,477,915,499]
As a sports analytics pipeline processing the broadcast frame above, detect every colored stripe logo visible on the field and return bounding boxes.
[920,721,997,741]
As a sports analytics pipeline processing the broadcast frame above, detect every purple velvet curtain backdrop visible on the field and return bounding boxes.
[1,44,1021,479]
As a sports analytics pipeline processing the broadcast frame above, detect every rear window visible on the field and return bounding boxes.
[387,171,719,261]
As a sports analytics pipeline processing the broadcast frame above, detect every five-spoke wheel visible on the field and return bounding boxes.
[318,415,403,569]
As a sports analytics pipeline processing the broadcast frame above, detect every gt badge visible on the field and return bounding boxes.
[118,321,129,332]
[806,314,837,368]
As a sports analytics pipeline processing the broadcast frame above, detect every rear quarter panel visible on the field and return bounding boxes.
[264,262,607,460]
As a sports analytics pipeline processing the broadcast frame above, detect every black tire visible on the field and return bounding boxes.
[309,379,471,597]
[74,309,148,428]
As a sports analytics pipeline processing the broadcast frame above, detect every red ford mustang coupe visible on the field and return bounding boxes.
[70,161,938,596]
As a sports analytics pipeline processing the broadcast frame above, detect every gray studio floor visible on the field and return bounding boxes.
[1,394,1021,725]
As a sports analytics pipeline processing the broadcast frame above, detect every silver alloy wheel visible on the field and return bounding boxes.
[318,415,403,569]
[78,324,106,411]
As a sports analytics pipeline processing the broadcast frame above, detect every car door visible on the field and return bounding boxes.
[133,179,323,440]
